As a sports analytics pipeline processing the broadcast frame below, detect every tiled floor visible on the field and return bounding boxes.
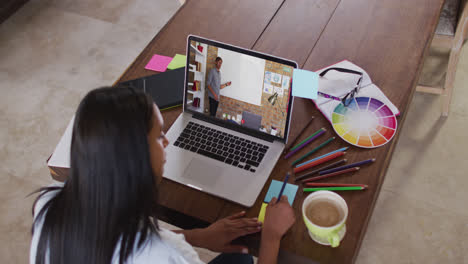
[0,1,467,263]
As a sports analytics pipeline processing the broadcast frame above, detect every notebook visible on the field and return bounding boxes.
[48,68,186,169]
[118,67,185,110]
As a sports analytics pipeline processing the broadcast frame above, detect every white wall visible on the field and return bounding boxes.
[217,48,265,106]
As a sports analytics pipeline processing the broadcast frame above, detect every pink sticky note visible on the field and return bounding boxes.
[144,54,173,72]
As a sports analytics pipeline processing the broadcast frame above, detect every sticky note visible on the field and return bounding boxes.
[264,180,298,206]
[292,69,319,99]
[167,54,187,70]
[145,54,173,72]
[258,203,268,223]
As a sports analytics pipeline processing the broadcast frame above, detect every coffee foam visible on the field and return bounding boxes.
[305,198,344,227]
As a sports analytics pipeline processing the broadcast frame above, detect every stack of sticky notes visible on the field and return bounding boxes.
[258,180,299,223]
[145,53,187,72]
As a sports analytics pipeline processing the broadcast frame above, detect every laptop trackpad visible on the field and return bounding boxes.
[182,158,221,187]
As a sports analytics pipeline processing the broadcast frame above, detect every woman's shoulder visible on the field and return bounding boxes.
[159,229,204,263]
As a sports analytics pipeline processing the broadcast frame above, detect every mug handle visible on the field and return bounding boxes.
[328,232,340,248]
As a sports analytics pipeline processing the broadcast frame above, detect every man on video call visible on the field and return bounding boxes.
[207,56,232,117]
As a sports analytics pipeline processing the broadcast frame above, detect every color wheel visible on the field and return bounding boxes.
[332,97,397,148]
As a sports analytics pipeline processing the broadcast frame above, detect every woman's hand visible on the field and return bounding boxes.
[257,196,296,264]
[262,196,295,241]
[198,211,261,253]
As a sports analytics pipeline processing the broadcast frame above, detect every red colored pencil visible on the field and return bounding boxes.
[302,167,360,183]
[293,151,345,173]
[304,183,368,188]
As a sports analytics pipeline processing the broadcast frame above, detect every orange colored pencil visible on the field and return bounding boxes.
[304,183,368,188]
[302,167,360,183]
[293,151,345,173]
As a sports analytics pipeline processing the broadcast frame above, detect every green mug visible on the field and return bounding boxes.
[302,191,348,247]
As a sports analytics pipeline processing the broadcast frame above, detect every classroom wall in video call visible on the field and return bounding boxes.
[216,48,265,106]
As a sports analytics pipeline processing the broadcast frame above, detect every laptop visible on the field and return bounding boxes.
[163,35,297,207]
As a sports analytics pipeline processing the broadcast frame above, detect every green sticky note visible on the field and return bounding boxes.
[264,180,298,206]
[167,54,187,70]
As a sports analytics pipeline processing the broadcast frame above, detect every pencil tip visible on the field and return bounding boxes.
[356,167,360,170]
[372,158,376,161]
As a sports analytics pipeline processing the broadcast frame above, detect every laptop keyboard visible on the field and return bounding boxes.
[173,122,268,173]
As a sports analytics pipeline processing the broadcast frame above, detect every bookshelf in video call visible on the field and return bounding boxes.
[187,43,207,113]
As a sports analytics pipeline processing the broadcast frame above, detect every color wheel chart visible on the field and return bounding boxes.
[332,97,397,148]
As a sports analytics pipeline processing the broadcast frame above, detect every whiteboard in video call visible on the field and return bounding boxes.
[217,48,265,106]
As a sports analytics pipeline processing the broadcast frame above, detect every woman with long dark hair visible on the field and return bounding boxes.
[30,86,295,264]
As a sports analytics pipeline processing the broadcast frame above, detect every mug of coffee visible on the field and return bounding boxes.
[302,191,348,247]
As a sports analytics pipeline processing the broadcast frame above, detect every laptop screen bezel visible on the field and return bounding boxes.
[184,35,297,143]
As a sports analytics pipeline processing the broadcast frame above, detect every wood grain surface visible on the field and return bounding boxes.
[49,0,445,263]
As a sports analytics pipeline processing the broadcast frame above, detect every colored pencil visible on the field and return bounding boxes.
[276,173,290,203]
[318,158,376,175]
[295,147,348,168]
[284,116,315,153]
[294,159,347,182]
[291,137,335,166]
[303,186,366,192]
[290,128,325,151]
[304,183,368,188]
[284,129,326,159]
[302,167,360,183]
[293,151,345,173]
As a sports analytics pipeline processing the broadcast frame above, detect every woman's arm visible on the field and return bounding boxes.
[173,228,208,248]
[173,211,261,253]
[258,196,296,264]
[258,232,281,264]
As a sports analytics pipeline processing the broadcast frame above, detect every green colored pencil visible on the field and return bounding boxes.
[303,186,366,192]
[291,137,335,166]
[290,128,325,151]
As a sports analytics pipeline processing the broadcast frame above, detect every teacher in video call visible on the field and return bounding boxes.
[207,56,232,117]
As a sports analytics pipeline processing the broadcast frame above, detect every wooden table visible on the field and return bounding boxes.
[49,0,445,263]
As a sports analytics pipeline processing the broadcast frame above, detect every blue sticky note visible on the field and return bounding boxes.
[264,180,299,205]
[292,69,318,99]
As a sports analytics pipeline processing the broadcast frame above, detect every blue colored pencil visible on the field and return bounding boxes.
[291,137,335,166]
[295,147,348,168]
[318,158,376,175]
[276,173,290,203]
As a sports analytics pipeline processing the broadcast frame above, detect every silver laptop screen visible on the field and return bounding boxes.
[185,37,295,140]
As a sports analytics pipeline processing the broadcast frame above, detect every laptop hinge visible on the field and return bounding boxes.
[191,113,276,143]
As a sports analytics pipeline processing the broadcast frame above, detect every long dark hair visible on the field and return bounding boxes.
[32,86,160,264]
